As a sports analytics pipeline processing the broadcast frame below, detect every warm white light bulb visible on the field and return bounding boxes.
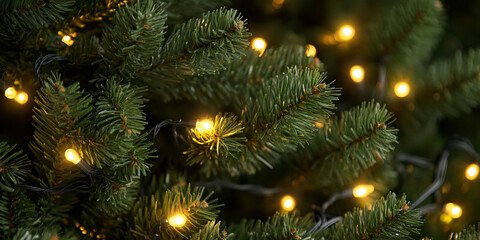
[196,119,213,133]
[394,82,410,98]
[444,203,462,219]
[65,148,81,164]
[14,91,28,104]
[352,184,374,198]
[335,25,355,41]
[281,195,295,211]
[5,87,17,99]
[169,214,186,227]
[305,44,317,57]
[350,65,365,83]
[252,37,267,52]
[465,163,479,180]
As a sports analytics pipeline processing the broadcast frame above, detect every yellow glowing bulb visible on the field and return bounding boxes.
[196,119,213,133]
[444,203,462,219]
[4,87,17,99]
[305,44,317,57]
[252,37,267,52]
[61,35,74,46]
[169,214,186,227]
[352,184,374,198]
[14,91,28,104]
[440,213,452,224]
[394,82,410,98]
[65,149,81,164]
[350,65,365,83]
[465,163,479,180]
[335,25,355,41]
[281,195,295,211]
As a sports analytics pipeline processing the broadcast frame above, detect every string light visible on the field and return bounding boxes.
[61,35,74,46]
[272,0,284,9]
[394,82,410,98]
[305,44,317,57]
[14,91,28,104]
[4,87,17,99]
[349,65,365,83]
[440,213,452,224]
[443,203,462,219]
[169,214,186,227]
[465,163,479,180]
[65,149,81,164]
[335,25,355,41]
[196,119,213,133]
[252,37,267,54]
[352,184,374,198]
[281,195,295,211]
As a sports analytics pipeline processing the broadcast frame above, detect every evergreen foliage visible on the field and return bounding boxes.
[0,142,30,192]
[320,192,423,240]
[449,224,480,240]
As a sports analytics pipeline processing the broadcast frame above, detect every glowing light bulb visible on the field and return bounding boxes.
[394,82,410,98]
[352,184,374,198]
[335,25,355,41]
[350,65,365,83]
[65,149,81,164]
[4,87,17,99]
[14,91,28,104]
[281,195,295,211]
[169,214,186,227]
[440,213,452,224]
[252,37,267,53]
[305,44,317,57]
[61,35,74,46]
[465,163,479,180]
[444,203,462,219]
[196,119,213,133]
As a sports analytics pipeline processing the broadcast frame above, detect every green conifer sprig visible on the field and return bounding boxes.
[0,142,30,192]
[414,49,480,120]
[0,0,76,37]
[320,192,422,240]
[369,0,444,67]
[300,100,397,188]
[229,212,322,240]
[449,223,480,240]
[129,184,220,240]
[101,0,168,79]
[141,7,250,92]
[191,221,233,240]
[0,189,37,238]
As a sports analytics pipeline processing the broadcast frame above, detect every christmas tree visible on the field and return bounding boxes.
[1,0,480,239]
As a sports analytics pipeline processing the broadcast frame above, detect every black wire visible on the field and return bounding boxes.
[34,54,70,87]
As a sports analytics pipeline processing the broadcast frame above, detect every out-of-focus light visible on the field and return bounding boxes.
[305,44,317,57]
[281,195,295,211]
[61,35,74,46]
[353,184,374,198]
[335,25,355,41]
[444,203,462,219]
[5,87,17,99]
[272,0,284,9]
[394,82,410,98]
[252,37,267,53]
[465,163,479,180]
[14,91,28,104]
[350,65,365,83]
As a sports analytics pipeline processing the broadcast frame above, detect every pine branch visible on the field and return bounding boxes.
[100,0,168,79]
[240,67,338,173]
[167,45,323,105]
[191,221,233,240]
[300,100,397,188]
[140,7,250,89]
[229,212,322,240]
[0,0,76,37]
[0,142,30,192]
[369,0,444,66]
[414,49,480,120]
[163,0,230,26]
[319,192,423,240]
[129,184,221,240]
[0,189,37,238]
[88,176,140,215]
[449,223,480,240]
